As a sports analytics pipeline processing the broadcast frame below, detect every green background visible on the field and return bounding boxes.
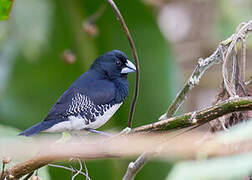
[0,0,178,179]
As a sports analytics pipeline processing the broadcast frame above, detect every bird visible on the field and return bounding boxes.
[19,50,136,136]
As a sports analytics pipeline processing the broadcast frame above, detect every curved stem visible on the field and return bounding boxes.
[106,0,140,128]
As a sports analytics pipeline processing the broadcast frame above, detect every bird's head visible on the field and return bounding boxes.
[91,50,136,79]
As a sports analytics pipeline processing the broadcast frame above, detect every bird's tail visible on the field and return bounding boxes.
[19,120,61,136]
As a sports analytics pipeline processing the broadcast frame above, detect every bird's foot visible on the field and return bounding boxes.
[109,127,131,139]
[119,127,131,135]
[56,132,72,144]
[159,113,167,121]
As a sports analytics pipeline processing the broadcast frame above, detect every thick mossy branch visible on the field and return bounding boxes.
[132,97,252,133]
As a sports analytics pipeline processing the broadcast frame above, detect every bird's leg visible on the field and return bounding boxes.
[84,128,112,137]
[85,127,131,138]
[56,132,72,144]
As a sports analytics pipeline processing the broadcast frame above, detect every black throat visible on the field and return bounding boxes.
[113,76,129,104]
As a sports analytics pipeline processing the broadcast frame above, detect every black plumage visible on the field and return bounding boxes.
[19,50,136,136]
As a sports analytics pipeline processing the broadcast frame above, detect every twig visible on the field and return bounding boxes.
[49,164,76,173]
[71,159,82,180]
[241,38,246,82]
[106,0,140,128]
[159,46,224,120]
[48,163,90,180]
[23,171,34,180]
[122,153,149,180]
[83,160,89,180]
[0,163,5,180]
[245,77,252,86]
[231,45,238,86]
[222,21,252,96]
[0,157,11,180]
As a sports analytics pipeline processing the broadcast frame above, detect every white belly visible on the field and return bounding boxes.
[44,103,122,132]
[87,103,122,129]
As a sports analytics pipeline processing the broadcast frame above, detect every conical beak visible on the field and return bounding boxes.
[121,60,136,74]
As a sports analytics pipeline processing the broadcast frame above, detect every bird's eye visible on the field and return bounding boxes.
[115,60,122,66]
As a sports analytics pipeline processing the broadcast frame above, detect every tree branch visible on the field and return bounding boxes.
[123,32,225,180]
[159,46,223,120]
[2,96,252,179]
[2,155,55,180]
[122,153,149,180]
[123,20,252,180]
[132,97,252,133]
[123,97,252,180]
[160,20,252,120]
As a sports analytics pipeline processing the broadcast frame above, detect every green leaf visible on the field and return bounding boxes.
[0,0,13,20]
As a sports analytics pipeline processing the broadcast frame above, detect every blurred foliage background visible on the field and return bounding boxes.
[0,0,252,179]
